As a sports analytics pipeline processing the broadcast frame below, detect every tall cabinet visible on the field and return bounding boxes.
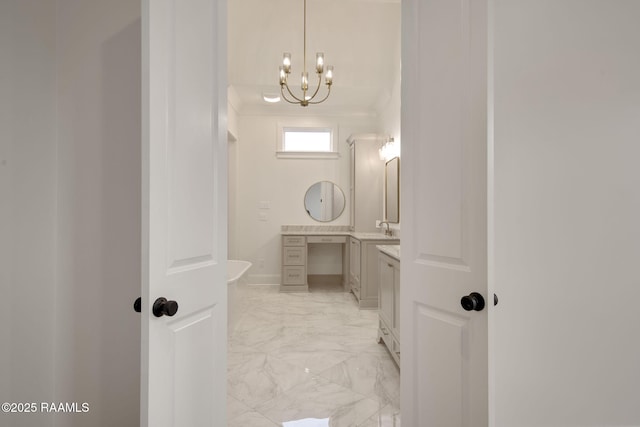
[347,134,384,232]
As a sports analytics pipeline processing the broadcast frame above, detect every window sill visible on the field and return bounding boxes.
[275,151,340,159]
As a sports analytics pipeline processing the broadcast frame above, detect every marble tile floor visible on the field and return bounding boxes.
[228,283,401,427]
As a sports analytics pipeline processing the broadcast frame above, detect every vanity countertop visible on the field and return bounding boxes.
[350,232,398,241]
[377,244,400,260]
[281,230,398,241]
[282,230,351,236]
[281,225,398,241]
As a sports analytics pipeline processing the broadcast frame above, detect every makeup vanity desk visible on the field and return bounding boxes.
[281,226,399,309]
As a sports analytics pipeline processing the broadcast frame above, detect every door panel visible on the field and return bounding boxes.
[172,309,217,426]
[415,306,467,426]
[142,0,227,425]
[401,0,488,425]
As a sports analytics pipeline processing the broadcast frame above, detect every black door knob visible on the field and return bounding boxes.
[153,297,179,317]
[134,297,141,313]
[461,292,485,311]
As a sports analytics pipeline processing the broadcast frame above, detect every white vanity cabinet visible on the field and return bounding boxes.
[349,236,399,309]
[281,235,308,292]
[347,134,384,232]
[281,233,350,292]
[280,229,397,303]
[377,248,400,366]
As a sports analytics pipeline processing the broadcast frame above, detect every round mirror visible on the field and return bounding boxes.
[304,181,346,222]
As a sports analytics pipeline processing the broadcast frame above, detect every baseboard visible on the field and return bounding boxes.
[247,273,280,285]
[307,274,343,286]
[279,284,309,292]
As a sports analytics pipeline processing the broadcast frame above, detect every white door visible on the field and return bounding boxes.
[403,1,640,426]
[401,0,488,426]
[492,1,640,425]
[141,0,227,426]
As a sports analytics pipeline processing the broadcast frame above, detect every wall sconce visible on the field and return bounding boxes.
[379,137,400,161]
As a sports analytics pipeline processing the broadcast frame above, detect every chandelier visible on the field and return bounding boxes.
[278,0,333,107]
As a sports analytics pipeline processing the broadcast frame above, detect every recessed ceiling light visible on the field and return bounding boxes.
[262,93,281,103]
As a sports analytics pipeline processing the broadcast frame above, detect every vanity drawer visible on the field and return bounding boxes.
[282,235,306,246]
[283,247,306,265]
[306,235,347,244]
[282,266,306,284]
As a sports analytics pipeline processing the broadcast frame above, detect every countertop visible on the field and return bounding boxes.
[376,244,400,260]
[280,225,399,241]
[281,230,398,241]
[351,232,398,241]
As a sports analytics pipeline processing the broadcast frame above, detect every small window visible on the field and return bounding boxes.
[276,123,339,159]
[283,129,331,152]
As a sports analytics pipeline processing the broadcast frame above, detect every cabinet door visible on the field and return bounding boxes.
[350,238,361,282]
[349,238,361,298]
[392,263,400,339]
[361,242,384,304]
[378,254,394,328]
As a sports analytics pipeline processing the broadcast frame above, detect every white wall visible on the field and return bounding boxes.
[0,1,10,409]
[1,2,141,427]
[493,2,640,424]
[377,21,402,144]
[1,2,58,426]
[376,18,402,237]
[54,1,141,426]
[235,113,377,283]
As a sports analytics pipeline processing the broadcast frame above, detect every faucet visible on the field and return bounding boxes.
[379,220,393,236]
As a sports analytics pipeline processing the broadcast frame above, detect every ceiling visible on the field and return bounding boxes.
[228,0,401,116]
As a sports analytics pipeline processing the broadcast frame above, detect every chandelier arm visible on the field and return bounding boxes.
[283,82,305,103]
[280,85,304,104]
[305,73,323,102]
[307,84,332,105]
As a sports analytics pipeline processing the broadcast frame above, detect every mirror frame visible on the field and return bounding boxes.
[303,181,346,222]
[384,157,400,223]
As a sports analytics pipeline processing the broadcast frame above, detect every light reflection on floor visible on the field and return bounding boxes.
[282,417,330,427]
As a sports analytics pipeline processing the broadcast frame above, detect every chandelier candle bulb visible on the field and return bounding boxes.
[283,53,291,73]
[301,72,309,91]
[325,66,333,85]
[316,53,324,73]
[279,66,287,84]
